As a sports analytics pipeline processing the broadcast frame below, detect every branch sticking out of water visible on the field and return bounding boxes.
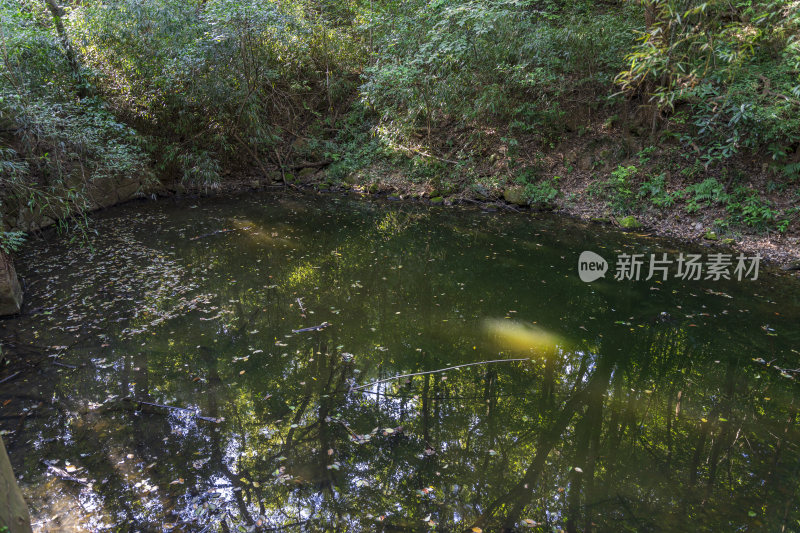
[350,359,528,392]
[122,398,223,423]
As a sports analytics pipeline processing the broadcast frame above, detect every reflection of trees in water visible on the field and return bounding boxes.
[102,325,792,533]
[4,198,800,531]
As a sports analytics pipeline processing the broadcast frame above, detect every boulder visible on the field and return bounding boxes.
[343,172,360,186]
[782,260,800,272]
[503,187,527,206]
[16,207,55,233]
[577,153,593,171]
[618,215,643,230]
[298,167,317,179]
[0,254,22,316]
[116,177,142,201]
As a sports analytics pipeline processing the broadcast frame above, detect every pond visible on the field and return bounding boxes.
[2,191,800,532]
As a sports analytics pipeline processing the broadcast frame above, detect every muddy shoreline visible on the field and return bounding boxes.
[16,174,800,275]
[159,175,800,271]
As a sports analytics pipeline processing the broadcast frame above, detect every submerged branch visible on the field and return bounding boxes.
[350,359,528,391]
[122,398,222,423]
[0,372,21,385]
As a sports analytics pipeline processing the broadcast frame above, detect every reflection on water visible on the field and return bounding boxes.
[482,319,565,356]
[1,191,800,532]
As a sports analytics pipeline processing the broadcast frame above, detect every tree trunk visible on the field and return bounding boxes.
[43,0,87,97]
[0,437,32,533]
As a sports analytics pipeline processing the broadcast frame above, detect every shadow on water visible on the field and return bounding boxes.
[1,191,800,531]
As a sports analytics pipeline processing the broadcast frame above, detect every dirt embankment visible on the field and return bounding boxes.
[272,124,800,270]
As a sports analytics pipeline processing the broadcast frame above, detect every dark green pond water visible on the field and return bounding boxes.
[2,192,800,532]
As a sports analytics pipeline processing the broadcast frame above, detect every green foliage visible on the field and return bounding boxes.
[683,178,729,213]
[777,205,800,233]
[636,146,657,165]
[617,0,800,169]
[1,0,797,241]
[725,186,777,229]
[638,173,679,207]
[0,0,147,230]
[362,0,637,156]
[324,108,391,183]
[600,165,637,213]
[0,230,25,253]
[524,176,560,206]
[72,0,361,183]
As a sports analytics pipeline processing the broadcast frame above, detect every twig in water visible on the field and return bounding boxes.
[0,372,20,385]
[350,359,528,391]
[123,398,222,423]
[189,228,241,241]
[292,322,330,333]
[42,460,91,486]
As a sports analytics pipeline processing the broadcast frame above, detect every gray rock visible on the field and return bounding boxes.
[503,187,527,206]
[298,167,317,178]
[0,254,22,315]
[782,260,800,271]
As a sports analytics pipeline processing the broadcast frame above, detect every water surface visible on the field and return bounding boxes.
[2,192,800,532]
